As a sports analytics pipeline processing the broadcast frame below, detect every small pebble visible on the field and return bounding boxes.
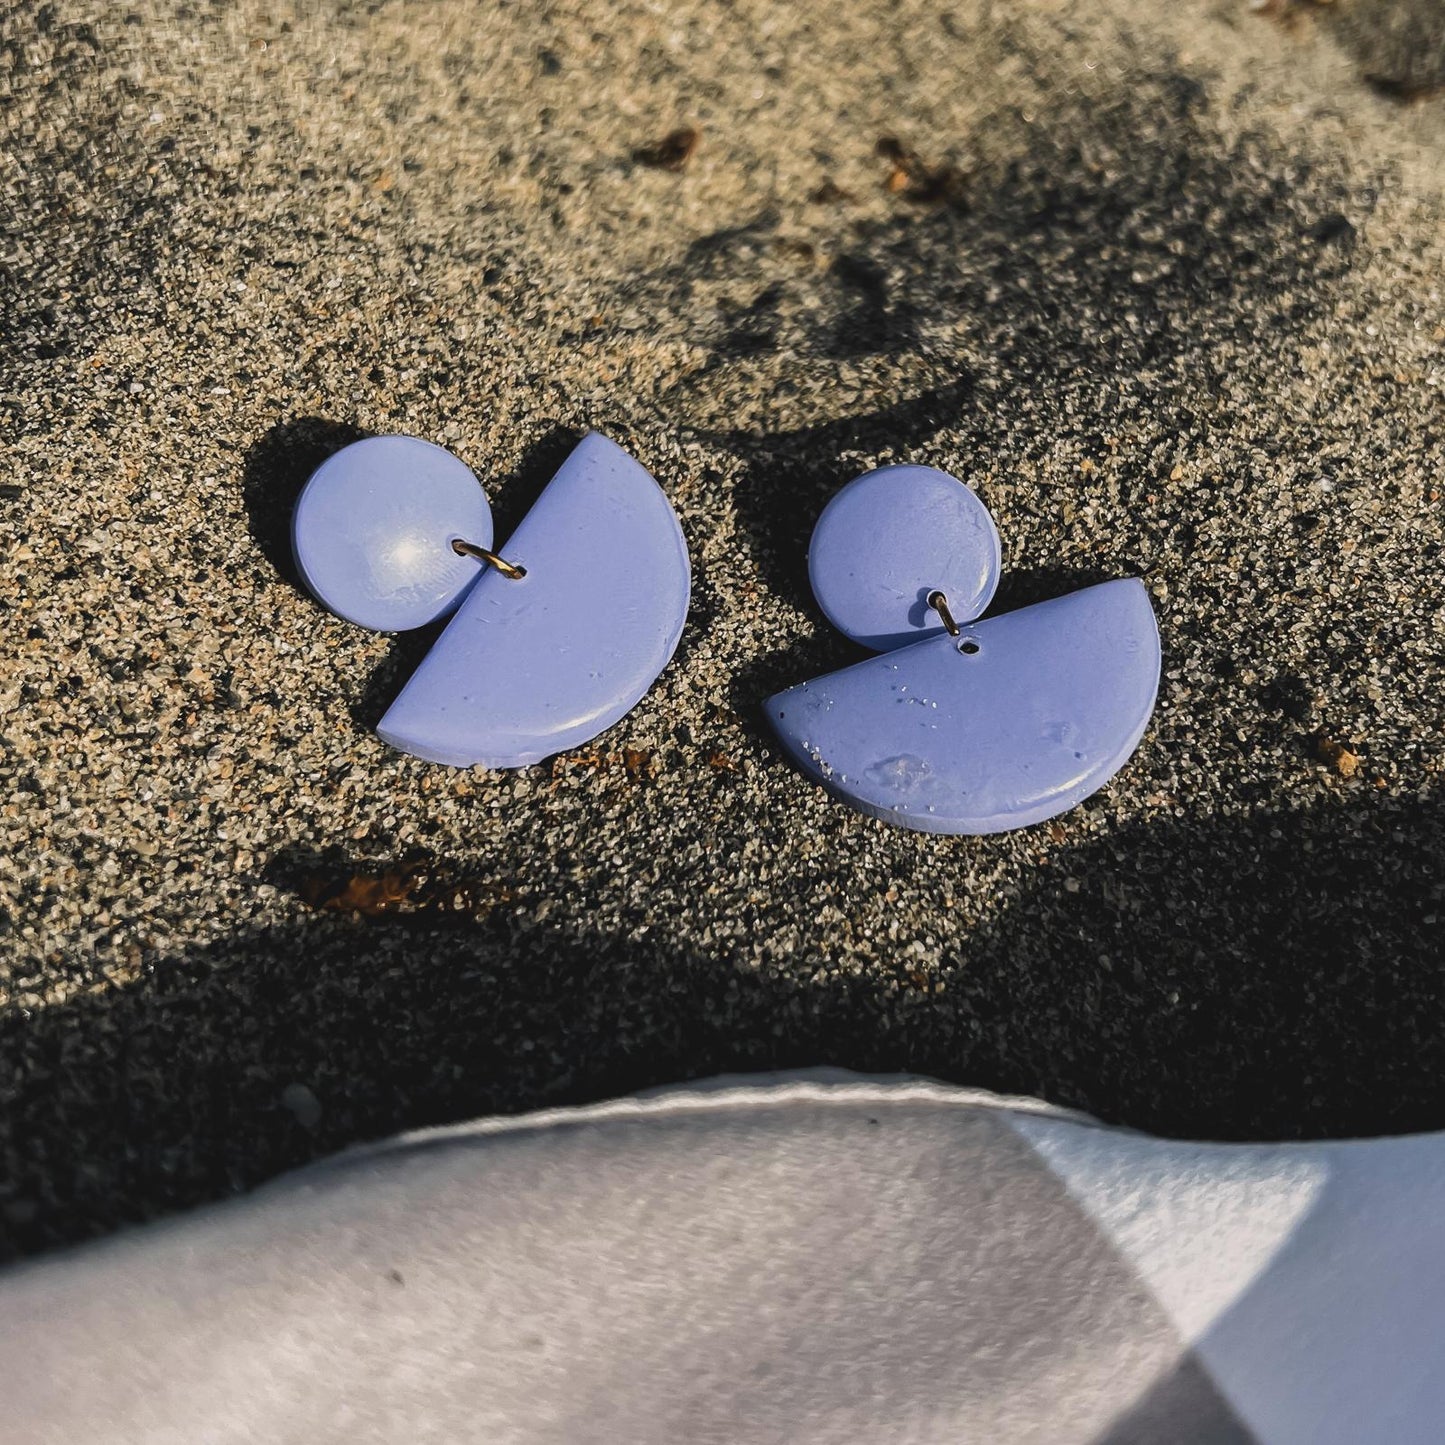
[281,1085,324,1131]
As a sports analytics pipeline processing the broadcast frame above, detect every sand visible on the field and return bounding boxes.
[2,0,1444,1256]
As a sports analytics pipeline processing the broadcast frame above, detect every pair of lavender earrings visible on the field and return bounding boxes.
[293,433,1159,834]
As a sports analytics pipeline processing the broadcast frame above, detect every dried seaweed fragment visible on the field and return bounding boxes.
[1363,73,1445,104]
[633,127,700,172]
[875,136,970,206]
[1316,736,1362,779]
[293,856,513,921]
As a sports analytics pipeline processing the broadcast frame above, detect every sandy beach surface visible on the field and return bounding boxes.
[2,0,1444,1256]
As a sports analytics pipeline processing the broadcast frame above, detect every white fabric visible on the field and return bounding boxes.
[6,1072,1445,1443]
[1010,1110,1445,1445]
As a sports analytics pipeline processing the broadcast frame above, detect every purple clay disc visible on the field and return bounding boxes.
[808,465,1001,652]
[378,432,690,768]
[765,579,1160,834]
[292,435,493,632]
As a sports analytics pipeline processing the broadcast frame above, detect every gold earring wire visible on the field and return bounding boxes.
[452,538,527,580]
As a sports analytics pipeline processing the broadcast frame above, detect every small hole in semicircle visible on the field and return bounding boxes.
[958,638,981,656]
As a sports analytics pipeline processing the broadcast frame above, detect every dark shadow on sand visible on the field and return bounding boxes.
[4,787,1440,1259]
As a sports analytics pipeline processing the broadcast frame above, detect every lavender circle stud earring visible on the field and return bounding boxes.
[764,465,1160,834]
[808,464,1001,650]
[293,431,690,768]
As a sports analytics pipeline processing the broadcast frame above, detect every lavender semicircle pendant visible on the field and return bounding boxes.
[765,579,1160,835]
[378,433,690,767]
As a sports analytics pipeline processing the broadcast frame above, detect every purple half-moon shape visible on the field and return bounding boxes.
[808,465,1001,652]
[765,579,1160,834]
[378,432,690,768]
[292,435,493,633]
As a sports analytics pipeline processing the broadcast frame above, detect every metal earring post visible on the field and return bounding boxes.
[927,589,961,637]
[452,538,527,579]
